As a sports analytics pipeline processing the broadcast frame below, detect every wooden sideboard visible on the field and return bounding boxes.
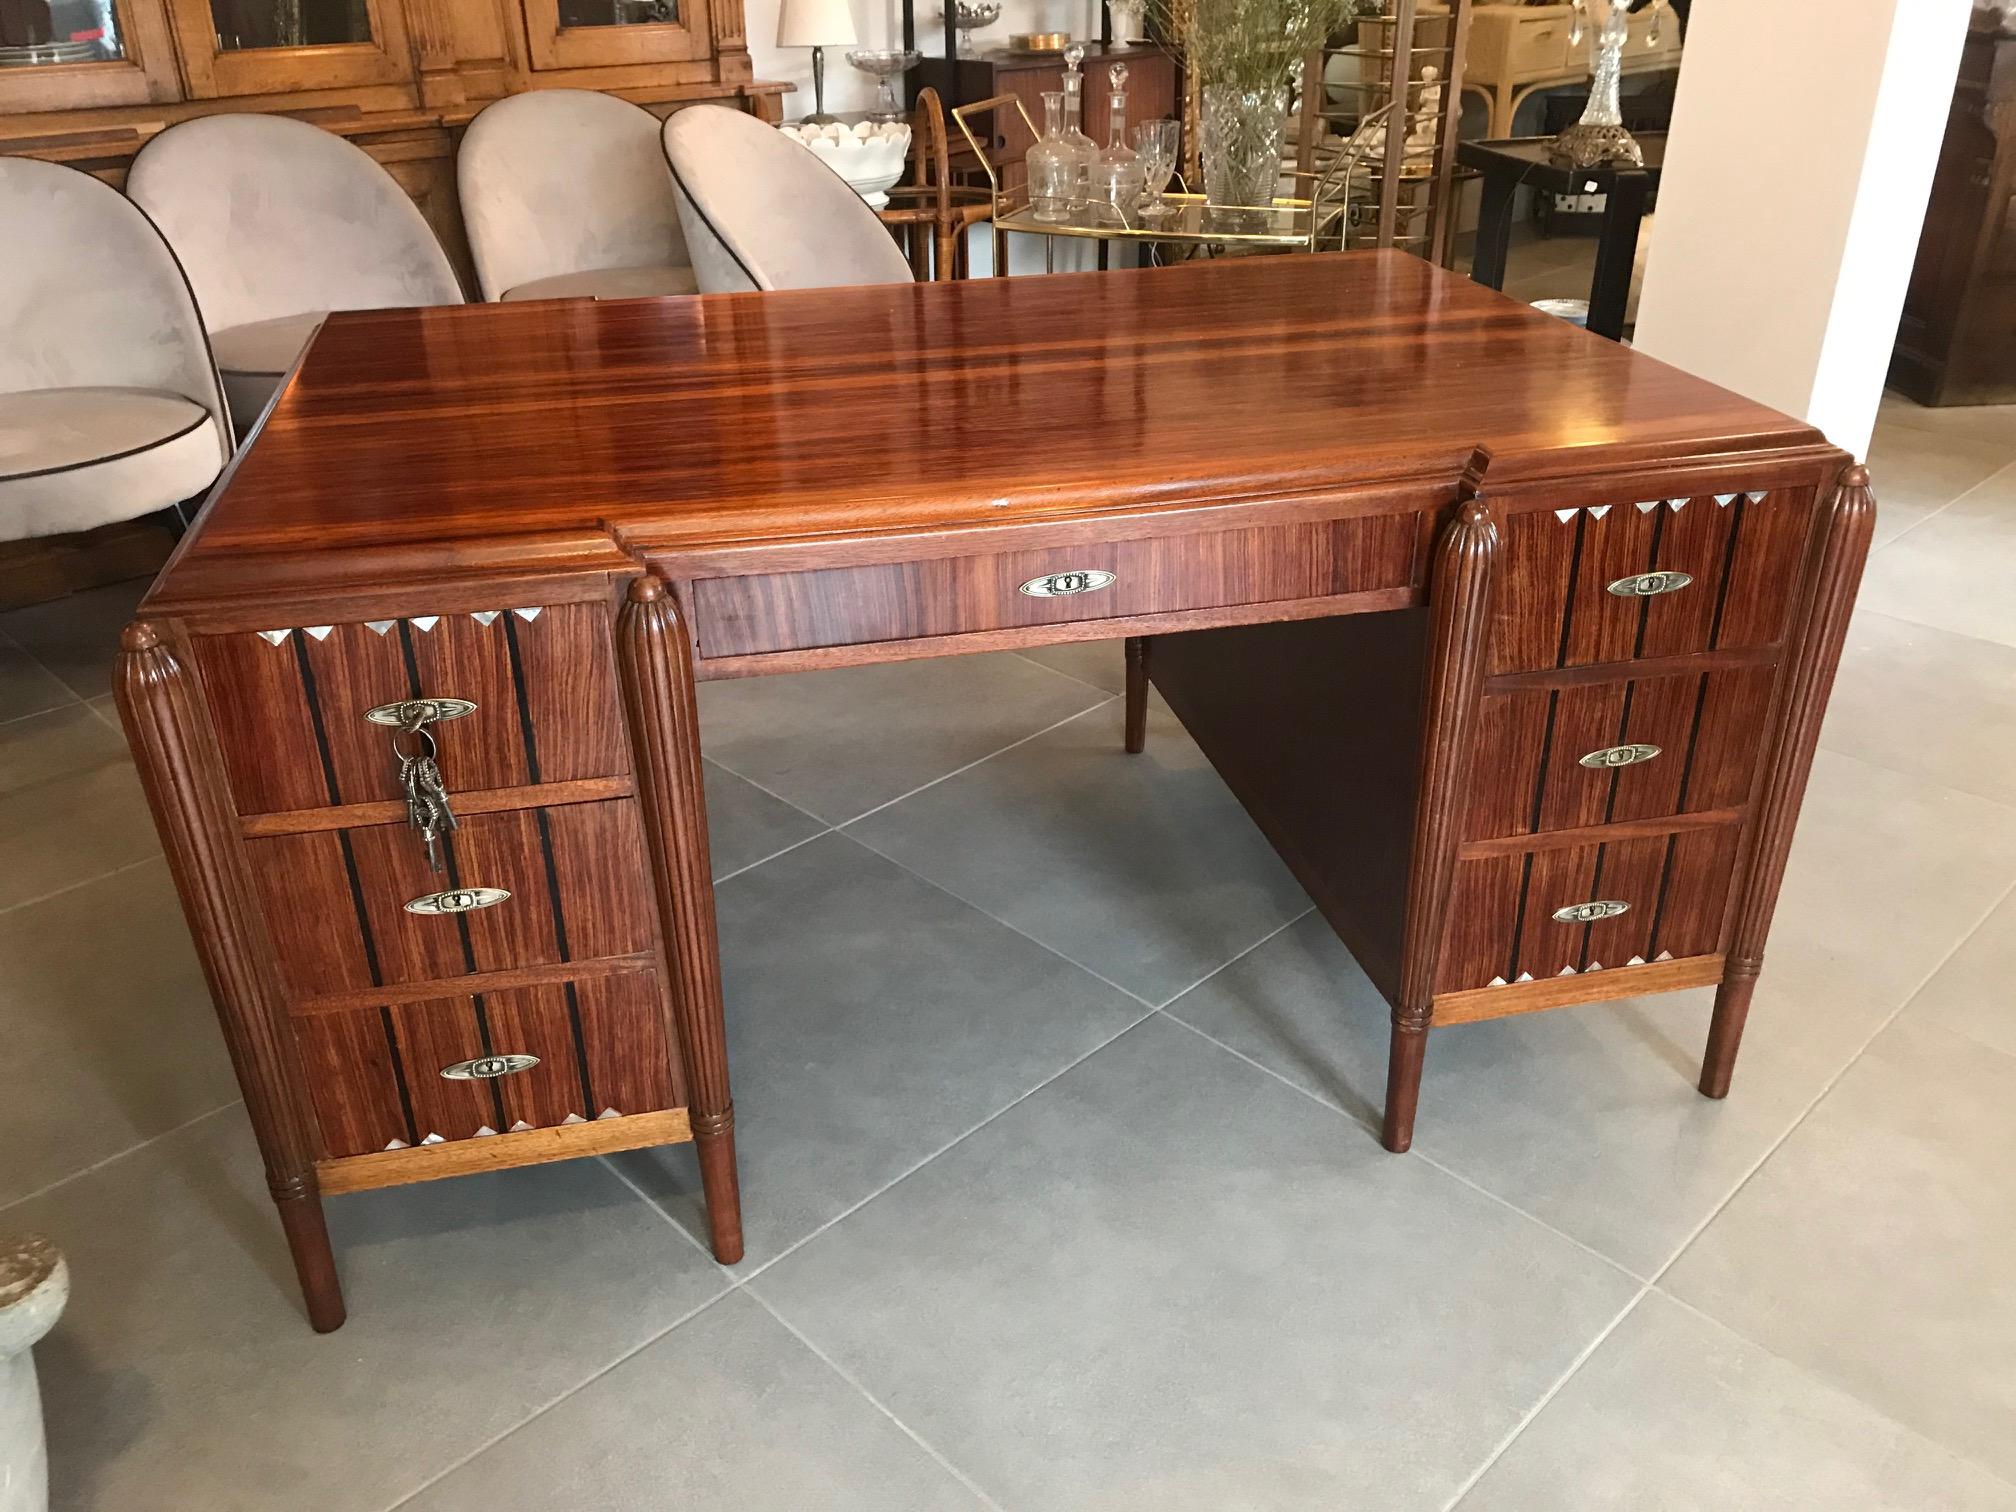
[1889,3,2016,407]
[1464,1,1681,136]
[118,252,1869,1330]
[0,0,784,288]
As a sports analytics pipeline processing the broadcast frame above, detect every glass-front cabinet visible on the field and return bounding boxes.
[167,0,412,95]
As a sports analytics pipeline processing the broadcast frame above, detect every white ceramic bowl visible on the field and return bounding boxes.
[779,120,913,209]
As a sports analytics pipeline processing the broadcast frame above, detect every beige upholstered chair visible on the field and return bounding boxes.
[127,114,464,432]
[0,157,231,543]
[661,105,915,294]
[459,89,698,303]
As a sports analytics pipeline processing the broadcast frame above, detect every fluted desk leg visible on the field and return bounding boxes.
[617,577,745,1264]
[1386,496,1499,1153]
[1701,464,1876,1098]
[116,622,346,1332]
[1124,636,1150,754]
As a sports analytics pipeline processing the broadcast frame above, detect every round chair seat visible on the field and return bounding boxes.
[0,387,225,539]
[500,266,699,301]
[209,311,326,433]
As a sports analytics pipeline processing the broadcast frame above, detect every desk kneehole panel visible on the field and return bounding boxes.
[293,970,682,1158]
[190,603,629,816]
[1487,488,1815,676]
[1436,820,1742,994]
[248,799,658,997]
[688,512,1422,659]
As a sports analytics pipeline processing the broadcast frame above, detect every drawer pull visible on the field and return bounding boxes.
[1020,569,1116,598]
[440,1053,539,1081]
[1579,743,1662,770]
[365,697,478,727]
[1607,570,1693,599]
[405,886,511,915]
[1551,899,1630,924]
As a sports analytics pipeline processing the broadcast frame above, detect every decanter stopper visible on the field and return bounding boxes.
[1063,41,1084,73]
[1108,60,1128,90]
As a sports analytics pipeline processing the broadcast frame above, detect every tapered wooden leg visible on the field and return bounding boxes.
[1123,635,1149,754]
[617,577,746,1266]
[1696,465,1875,1103]
[1698,966,1756,1099]
[1382,1020,1428,1152]
[1386,494,1499,1151]
[117,622,347,1331]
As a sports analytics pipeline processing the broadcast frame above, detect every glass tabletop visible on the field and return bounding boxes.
[993,193,1347,247]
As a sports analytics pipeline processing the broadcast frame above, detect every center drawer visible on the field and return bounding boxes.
[248,798,658,998]
[688,512,1421,660]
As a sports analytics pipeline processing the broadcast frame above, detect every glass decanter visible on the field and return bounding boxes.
[1027,91,1077,223]
[1092,62,1145,218]
[1057,44,1099,213]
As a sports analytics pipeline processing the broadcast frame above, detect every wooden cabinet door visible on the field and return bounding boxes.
[166,0,414,95]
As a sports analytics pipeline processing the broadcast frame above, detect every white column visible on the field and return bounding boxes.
[1632,0,1973,459]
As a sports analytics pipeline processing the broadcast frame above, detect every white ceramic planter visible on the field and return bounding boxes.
[780,120,913,210]
[0,1238,66,1512]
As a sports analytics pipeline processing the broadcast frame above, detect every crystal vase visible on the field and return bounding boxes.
[1551,1,1643,168]
[1201,83,1287,211]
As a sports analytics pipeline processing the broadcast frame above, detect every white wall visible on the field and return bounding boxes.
[1631,0,1971,459]
[748,0,1102,117]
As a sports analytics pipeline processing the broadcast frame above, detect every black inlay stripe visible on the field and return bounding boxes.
[1671,674,1713,813]
[1506,852,1537,982]
[335,830,384,987]
[1705,498,1747,650]
[1601,682,1637,825]
[1632,505,1669,658]
[500,612,544,785]
[395,620,425,698]
[1553,511,1590,668]
[379,1005,420,1146]
[1644,834,1681,960]
[1578,842,1609,969]
[469,993,508,1129]
[563,980,597,1119]
[440,831,481,976]
[289,632,343,805]
[533,807,573,961]
[1527,690,1562,836]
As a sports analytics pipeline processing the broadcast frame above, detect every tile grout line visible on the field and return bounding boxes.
[745,1290,1014,1512]
[380,1285,749,1510]
[1153,1009,1646,1286]
[1643,867,2016,1289]
[710,827,835,887]
[1654,1284,2016,1498]
[0,853,161,919]
[0,694,84,731]
[1438,1284,1654,1510]
[0,1099,242,1218]
[1868,452,2016,558]
[833,696,1118,830]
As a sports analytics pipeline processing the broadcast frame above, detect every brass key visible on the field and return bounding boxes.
[391,704,458,873]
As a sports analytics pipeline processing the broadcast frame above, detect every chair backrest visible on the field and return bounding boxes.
[127,113,464,335]
[660,105,915,294]
[459,89,690,301]
[0,156,229,440]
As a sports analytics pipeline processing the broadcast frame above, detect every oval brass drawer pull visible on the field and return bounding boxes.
[440,1053,539,1081]
[1579,743,1661,770]
[1019,569,1116,598]
[1551,899,1630,924]
[1607,570,1693,598]
[365,697,478,727]
[405,886,510,915]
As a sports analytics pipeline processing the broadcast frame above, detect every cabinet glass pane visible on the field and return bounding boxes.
[557,0,677,29]
[0,0,125,61]
[208,0,370,49]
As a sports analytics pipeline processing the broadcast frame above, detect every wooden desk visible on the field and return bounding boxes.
[118,252,1871,1332]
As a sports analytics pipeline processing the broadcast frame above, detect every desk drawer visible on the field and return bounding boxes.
[192,603,628,816]
[249,799,657,998]
[292,969,680,1157]
[1488,490,1814,676]
[1506,14,1572,77]
[1436,820,1741,994]
[1463,663,1776,841]
[689,513,1420,660]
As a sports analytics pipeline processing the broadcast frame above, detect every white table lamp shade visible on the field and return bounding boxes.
[776,0,856,47]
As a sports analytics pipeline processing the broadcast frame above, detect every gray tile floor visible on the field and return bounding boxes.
[3,389,2014,1510]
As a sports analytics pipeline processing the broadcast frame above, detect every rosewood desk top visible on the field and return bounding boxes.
[148,250,1825,617]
